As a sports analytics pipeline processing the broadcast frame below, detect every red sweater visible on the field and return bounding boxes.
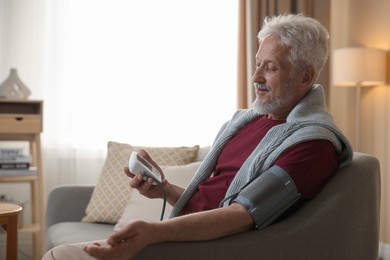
[181,115,338,215]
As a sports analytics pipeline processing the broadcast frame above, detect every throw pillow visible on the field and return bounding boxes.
[114,161,202,231]
[82,141,199,224]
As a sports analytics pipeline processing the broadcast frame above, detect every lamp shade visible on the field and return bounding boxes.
[333,47,387,87]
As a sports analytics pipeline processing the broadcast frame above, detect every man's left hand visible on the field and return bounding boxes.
[83,220,155,260]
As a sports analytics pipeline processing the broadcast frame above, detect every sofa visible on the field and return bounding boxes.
[45,150,381,260]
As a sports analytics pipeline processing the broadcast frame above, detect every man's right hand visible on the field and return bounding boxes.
[124,149,184,205]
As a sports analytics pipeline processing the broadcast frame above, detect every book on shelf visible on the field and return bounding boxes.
[0,154,32,163]
[0,148,33,173]
[0,148,31,169]
[0,162,30,169]
[0,147,23,156]
[0,167,37,177]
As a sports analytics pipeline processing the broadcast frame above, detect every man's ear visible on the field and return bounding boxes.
[300,66,315,88]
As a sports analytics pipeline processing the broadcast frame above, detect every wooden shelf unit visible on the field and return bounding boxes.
[0,99,44,260]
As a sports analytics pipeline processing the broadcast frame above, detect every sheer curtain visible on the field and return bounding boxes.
[0,0,238,193]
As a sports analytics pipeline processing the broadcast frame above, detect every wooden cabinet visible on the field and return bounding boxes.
[0,99,44,259]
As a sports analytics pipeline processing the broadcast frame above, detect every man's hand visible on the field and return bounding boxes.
[124,149,185,205]
[83,220,156,260]
[124,149,166,199]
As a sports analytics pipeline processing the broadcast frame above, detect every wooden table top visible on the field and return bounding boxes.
[0,202,22,217]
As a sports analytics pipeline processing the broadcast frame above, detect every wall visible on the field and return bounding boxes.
[330,0,390,244]
[0,0,41,88]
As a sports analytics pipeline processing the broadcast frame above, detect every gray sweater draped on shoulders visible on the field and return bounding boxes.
[169,84,353,218]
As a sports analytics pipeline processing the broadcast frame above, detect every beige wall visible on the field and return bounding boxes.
[330,0,390,243]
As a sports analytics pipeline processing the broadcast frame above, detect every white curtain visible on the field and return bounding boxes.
[0,0,238,194]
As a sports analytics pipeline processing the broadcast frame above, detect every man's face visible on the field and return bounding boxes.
[251,35,303,119]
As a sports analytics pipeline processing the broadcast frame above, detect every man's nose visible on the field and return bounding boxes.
[252,67,265,83]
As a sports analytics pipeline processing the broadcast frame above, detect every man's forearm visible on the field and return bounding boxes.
[165,183,185,206]
[151,203,254,243]
[97,203,254,259]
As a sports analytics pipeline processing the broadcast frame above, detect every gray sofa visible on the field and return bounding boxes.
[45,152,381,260]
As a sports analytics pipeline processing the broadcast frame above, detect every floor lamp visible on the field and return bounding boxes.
[333,47,387,151]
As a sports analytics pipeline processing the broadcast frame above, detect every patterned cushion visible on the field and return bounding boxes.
[82,141,199,224]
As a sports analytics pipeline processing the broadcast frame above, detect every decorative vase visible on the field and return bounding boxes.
[0,68,31,99]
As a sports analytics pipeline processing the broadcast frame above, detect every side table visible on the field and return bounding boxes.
[0,99,45,258]
[0,202,23,260]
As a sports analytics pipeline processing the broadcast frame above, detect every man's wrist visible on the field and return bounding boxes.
[148,221,166,244]
[165,183,184,205]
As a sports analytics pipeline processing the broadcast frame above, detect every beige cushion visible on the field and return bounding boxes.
[82,141,199,224]
[114,161,201,230]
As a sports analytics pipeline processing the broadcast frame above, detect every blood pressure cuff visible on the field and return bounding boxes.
[232,165,301,230]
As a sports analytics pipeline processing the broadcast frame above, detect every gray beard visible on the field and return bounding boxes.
[251,96,284,115]
[251,83,294,115]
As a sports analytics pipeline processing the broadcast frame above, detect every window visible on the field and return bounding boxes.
[61,0,238,148]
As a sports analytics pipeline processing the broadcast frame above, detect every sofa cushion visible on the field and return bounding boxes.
[114,161,202,230]
[82,141,199,224]
[46,222,114,249]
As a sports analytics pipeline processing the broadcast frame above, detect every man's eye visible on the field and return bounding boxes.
[266,66,278,72]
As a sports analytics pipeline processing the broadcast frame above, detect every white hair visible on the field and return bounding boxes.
[258,14,329,83]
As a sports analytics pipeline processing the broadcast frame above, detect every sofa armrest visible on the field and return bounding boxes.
[45,185,94,231]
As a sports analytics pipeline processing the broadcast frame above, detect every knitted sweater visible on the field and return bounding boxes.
[169,84,353,218]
